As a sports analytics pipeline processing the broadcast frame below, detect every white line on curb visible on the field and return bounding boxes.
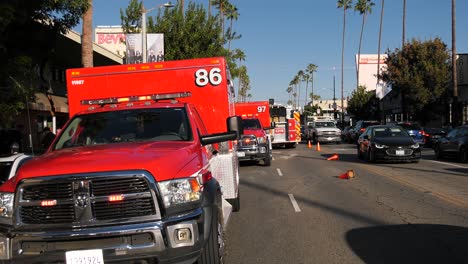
[277,168,283,177]
[426,160,468,169]
[288,194,301,212]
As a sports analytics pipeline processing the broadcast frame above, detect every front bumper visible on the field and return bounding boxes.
[374,148,421,162]
[317,135,341,143]
[237,144,269,161]
[0,208,210,264]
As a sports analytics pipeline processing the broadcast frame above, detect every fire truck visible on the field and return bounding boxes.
[0,57,240,264]
[270,104,299,148]
[234,101,272,166]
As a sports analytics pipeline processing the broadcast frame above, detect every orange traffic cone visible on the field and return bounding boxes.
[327,154,339,161]
[316,142,321,151]
[308,140,312,149]
[339,169,355,179]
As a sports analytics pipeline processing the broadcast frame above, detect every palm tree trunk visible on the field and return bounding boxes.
[228,18,233,51]
[377,0,384,86]
[341,7,346,125]
[357,13,366,89]
[402,0,406,47]
[81,0,93,67]
[452,0,458,125]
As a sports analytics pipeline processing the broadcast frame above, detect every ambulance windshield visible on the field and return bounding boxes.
[53,108,192,150]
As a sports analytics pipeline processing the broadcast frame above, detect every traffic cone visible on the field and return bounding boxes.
[327,154,339,161]
[339,169,355,179]
[316,142,321,151]
[308,140,312,149]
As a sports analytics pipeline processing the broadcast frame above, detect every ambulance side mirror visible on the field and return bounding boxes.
[227,116,243,139]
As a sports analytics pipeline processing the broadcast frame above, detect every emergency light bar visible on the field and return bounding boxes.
[81,92,192,106]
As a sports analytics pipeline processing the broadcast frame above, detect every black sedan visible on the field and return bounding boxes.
[433,125,468,163]
[357,125,421,163]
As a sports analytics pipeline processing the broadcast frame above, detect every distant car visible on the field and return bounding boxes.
[0,153,33,185]
[433,125,468,163]
[341,126,352,143]
[396,122,424,144]
[357,125,421,163]
[422,127,448,147]
[350,120,380,143]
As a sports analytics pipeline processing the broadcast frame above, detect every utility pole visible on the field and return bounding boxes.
[451,0,458,126]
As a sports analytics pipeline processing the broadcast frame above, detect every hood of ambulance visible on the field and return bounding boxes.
[13,141,206,184]
[242,128,266,138]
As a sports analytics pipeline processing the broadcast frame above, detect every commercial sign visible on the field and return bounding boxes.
[95,26,126,58]
[356,54,389,98]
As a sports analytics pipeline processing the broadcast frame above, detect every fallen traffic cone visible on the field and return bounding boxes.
[339,169,355,179]
[327,154,339,160]
[308,140,312,149]
[316,142,321,151]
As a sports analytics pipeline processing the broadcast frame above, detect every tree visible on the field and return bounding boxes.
[224,2,239,51]
[0,0,89,127]
[120,0,143,33]
[82,0,93,67]
[305,64,318,106]
[354,0,374,88]
[296,70,304,107]
[451,0,459,126]
[380,38,451,123]
[347,85,378,120]
[402,0,406,47]
[337,0,353,125]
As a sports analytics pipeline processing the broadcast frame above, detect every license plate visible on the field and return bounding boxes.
[66,249,104,264]
[396,150,405,156]
[237,151,245,157]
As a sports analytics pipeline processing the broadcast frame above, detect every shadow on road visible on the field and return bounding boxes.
[346,224,468,264]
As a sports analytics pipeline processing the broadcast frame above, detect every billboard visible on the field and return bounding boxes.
[95,26,126,58]
[125,33,164,64]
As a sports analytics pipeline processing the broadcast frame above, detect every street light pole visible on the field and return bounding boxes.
[141,2,174,63]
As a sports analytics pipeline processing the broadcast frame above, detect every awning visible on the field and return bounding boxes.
[30,93,68,113]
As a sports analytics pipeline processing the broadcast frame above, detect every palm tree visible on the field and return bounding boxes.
[306,63,318,106]
[287,85,293,102]
[211,0,230,37]
[354,0,374,89]
[337,0,353,124]
[296,70,304,108]
[233,49,246,100]
[81,0,93,67]
[377,0,384,87]
[224,3,239,51]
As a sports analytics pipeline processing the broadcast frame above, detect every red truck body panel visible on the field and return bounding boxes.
[68,57,234,135]
[234,101,270,129]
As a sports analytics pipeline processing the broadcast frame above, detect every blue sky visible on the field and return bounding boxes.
[88,0,468,104]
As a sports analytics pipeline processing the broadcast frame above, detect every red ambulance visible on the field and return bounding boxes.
[234,101,272,166]
[0,57,240,264]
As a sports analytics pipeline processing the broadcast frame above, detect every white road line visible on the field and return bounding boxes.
[288,194,301,212]
[277,168,283,176]
[425,160,468,169]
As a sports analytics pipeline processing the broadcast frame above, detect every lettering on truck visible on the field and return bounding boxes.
[0,57,241,264]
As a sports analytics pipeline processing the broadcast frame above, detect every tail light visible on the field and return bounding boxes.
[419,130,424,135]
[360,128,365,132]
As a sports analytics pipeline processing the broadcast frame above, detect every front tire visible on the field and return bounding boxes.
[458,146,468,163]
[198,198,225,264]
[367,148,376,163]
[434,146,442,160]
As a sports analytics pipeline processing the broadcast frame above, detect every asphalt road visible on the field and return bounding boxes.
[224,142,468,264]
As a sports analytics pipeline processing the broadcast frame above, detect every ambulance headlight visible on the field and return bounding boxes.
[158,178,202,212]
[0,193,14,219]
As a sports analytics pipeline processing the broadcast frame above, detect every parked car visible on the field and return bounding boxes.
[433,125,468,163]
[422,127,448,147]
[0,153,33,185]
[350,120,380,143]
[357,125,421,163]
[396,122,424,144]
[341,126,352,143]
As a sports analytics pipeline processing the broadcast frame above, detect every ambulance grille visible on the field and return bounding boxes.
[16,173,159,226]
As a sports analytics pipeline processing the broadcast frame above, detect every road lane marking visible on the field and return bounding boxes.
[426,160,468,169]
[277,168,283,177]
[288,194,301,212]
